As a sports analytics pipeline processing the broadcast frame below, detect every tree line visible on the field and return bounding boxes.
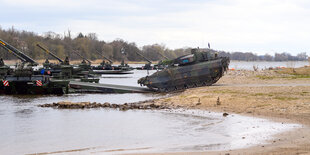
[0,26,308,62]
[217,51,308,61]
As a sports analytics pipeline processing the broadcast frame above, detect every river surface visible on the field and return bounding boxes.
[229,60,308,70]
[0,99,300,155]
[0,63,303,154]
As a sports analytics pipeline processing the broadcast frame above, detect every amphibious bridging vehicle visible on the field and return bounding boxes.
[0,39,69,94]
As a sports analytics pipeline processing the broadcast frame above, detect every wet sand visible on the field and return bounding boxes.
[132,69,310,155]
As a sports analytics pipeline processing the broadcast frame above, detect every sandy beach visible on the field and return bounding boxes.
[131,67,310,155]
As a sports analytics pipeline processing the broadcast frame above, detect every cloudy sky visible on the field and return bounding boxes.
[1,0,310,55]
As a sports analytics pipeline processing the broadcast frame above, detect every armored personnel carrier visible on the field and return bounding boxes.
[138,48,230,92]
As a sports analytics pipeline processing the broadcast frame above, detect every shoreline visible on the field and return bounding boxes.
[128,69,310,154]
[37,68,310,154]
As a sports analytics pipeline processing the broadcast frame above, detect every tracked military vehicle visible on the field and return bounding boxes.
[92,50,114,70]
[36,44,99,83]
[0,39,69,94]
[138,48,230,92]
[0,58,12,93]
[3,63,69,94]
[91,50,133,74]
[134,50,155,70]
[153,52,170,70]
[0,58,12,79]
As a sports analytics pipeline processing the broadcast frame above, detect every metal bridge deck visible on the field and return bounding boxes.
[69,81,154,93]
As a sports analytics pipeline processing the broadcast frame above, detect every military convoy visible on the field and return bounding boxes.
[0,38,229,95]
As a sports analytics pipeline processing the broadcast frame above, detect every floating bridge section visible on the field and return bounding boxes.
[69,81,154,93]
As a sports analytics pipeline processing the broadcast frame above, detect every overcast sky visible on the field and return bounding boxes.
[1,0,310,55]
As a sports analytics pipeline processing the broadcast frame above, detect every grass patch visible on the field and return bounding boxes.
[252,93,274,97]
[163,98,172,102]
[256,104,271,108]
[274,96,298,101]
[275,67,310,75]
[256,75,275,80]
[202,95,212,98]
[290,74,310,79]
[275,67,310,79]
[253,93,265,96]
[212,89,241,94]
[179,95,187,98]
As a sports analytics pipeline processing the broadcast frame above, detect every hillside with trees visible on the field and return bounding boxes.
[0,27,308,62]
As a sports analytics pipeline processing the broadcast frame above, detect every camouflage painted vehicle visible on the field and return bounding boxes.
[3,64,69,94]
[36,44,99,83]
[0,39,69,94]
[93,50,133,71]
[138,48,230,92]
[0,58,12,93]
[133,50,156,70]
[153,51,170,70]
[0,58,12,79]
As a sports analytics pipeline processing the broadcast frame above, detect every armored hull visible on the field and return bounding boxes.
[2,75,69,94]
[138,56,229,92]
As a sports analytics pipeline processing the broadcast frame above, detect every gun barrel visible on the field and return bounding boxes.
[158,52,169,60]
[36,43,64,63]
[134,51,152,64]
[0,44,26,62]
[73,50,92,64]
[94,50,113,64]
[0,38,37,65]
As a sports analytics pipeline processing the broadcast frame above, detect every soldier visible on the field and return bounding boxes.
[81,59,87,64]
[0,58,4,66]
[100,60,106,66]
[43,59,50,68]
[191,48,198,54]
[63,56,70,65]
[121,60,125,66]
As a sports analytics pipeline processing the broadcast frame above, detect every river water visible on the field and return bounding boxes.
[230,60,308,70]
[0,62,304,154]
